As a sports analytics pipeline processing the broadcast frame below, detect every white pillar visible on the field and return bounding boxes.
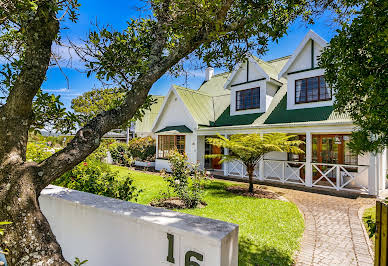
[382,148,387,191]
[368,153,377,196]
[126,127,130,144]
[305,132,313,187]
[223,134,229,176]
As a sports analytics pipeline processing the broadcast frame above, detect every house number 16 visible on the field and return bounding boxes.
[167,233,204,266]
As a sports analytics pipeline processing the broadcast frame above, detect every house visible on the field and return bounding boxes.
[138,30,388,196]
[135,95,165,138]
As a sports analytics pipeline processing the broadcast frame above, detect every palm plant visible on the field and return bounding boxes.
[206,133,304,192]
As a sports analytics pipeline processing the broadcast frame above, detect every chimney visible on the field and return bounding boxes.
[205,67,214,81]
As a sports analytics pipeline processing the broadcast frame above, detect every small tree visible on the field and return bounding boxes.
[206,133,304,192]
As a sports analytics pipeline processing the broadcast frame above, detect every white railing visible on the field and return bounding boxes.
[224,160,369,193]
[263,160,306,185]
[311,162,369,192]
[226,160,259,178]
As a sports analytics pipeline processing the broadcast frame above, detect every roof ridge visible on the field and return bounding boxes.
[267,55,292,63]
[174,85,212,97]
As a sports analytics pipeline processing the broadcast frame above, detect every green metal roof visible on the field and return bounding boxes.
[209,106,264,127]
[155,125,193,133]
[174,86,215,126]
[135,96,164,133]
[198,72,230,96]
[264,93,350,124]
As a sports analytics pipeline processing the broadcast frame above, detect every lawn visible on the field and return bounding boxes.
[111,165,304,266]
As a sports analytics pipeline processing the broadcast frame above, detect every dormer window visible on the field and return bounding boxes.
[236,87,260,111]
[295,76,331,104]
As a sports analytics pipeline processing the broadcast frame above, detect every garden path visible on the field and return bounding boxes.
[273,188,375,266]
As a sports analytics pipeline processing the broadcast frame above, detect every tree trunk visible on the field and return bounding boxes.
[0,167,70,265]
[247,165,254,193]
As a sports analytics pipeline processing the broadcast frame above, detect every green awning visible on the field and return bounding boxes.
[155,125,193,134]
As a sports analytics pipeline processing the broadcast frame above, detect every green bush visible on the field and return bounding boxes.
[108,142,133,166]
[163,150,209,208]
[26,142,55,162]
[108,137,156,166]
[53,158,141,201]
[127,137,155,162]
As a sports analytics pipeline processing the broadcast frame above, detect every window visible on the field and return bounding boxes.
[295,76,331,104]
[312,134,358,165]
[158,135,185,159]
[236,87,260,111]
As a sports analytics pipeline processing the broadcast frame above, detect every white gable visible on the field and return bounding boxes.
[152,88,197,133]
[279,30,327,78]
[224,55,269,88]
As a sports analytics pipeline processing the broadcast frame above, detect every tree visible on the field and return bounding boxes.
[206,133,303,192]
[320,0,388,154]
[0,0,351,264]
[71,87,155,127]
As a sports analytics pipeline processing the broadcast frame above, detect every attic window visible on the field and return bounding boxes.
[236,87,260,111]
[295,76,331,104]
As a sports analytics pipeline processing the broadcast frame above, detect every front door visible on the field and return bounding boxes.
[211,145,222,169]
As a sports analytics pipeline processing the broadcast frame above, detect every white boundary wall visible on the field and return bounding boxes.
[39,186,238,266]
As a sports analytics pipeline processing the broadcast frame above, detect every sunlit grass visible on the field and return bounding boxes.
[110,165,304,266]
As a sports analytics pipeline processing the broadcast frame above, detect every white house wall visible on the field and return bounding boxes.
[153,91,197,132]
[287,39,322,73]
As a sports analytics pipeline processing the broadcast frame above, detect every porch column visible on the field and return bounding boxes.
[368,153,377,196]
[223,134,229,176]
[259,133,264,180]
[305,132,313,187]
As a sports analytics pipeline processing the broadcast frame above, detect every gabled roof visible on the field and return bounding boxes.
[135,95,165,133]
[174,86,215,126]
[223,55,283,88]
[278,30,328,78]
[264,93,350,125]
[198,72,230,96]
[156,125,193,133]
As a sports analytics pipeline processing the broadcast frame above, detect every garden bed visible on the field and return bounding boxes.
[226,185,281,200]
[150,197,207,209]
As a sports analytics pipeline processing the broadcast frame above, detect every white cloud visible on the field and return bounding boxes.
[43,88,69,93]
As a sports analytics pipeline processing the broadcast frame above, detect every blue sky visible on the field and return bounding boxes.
[42,0,341,110]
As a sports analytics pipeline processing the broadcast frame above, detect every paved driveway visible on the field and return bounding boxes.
[273,188,375,266]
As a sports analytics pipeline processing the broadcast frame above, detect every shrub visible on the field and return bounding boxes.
[53,158,141,202]
[127,137,156,162]
[162,150,209,208]
[108,137,156,166]
[108,142,133,166]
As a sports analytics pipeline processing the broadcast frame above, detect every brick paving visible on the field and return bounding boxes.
[272,188,375,266]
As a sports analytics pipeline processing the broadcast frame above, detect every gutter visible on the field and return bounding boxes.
[197,120,354,132]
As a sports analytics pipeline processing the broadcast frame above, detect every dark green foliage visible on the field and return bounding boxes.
[320,0,388,154]
[364,215,376,238]
[127,137,156,162]
[53,158,141,202]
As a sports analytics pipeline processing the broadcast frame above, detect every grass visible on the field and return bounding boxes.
[111,165,304,266]
[363,206,376,247]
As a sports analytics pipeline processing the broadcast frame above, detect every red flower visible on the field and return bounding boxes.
[83,162,88,166]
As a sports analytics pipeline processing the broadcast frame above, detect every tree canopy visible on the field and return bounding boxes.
[320,0,388,154]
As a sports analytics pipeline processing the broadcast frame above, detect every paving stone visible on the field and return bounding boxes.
[263,186,375,265]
